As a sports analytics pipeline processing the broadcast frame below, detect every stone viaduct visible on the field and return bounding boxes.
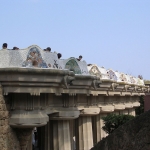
[0,45,148,150]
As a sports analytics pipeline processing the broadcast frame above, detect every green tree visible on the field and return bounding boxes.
[102,114,134,134]
[135,95,144,115]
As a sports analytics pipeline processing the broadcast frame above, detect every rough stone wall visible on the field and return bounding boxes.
[0,86,20,150]
[91,110,150,150]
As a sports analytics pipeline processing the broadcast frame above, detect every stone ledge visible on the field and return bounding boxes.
[114,105,125,110]
[49,111,80,120]
[98,105,114,113]
[125,104,133,108]
[132,102,140,107]
[78,108,100,116]
[0,67,74,75]
[9,110,49,128]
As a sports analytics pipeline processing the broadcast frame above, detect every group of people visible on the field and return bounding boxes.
[43,47,62,59]
[2,43,19,50]
[1,43,83,61]
[2,43,63,59]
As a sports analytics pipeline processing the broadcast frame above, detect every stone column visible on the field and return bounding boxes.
[95,113,108,143]
[53,120,71,150]
[76,116,93,150]
[0,86,20,150]
[15,128,33,150]
[26,134,32,150]
[69,120,75,150]
[40,120,73,150]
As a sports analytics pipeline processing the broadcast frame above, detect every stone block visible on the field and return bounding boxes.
[2,126,8,134]
[0,104,2,111]
[2,104,6,111]
[0,126,3,130]
[0,99,5,104]
[1,119,5,126]
[5,119,9,126]
[2,133,7,139]
[0,111,4,119]
[0,111,5,119]
[0,97,2,102]
[0,145,4,150]
[0,145,2,150]
[0,137,3,144]
[4,111,9,118]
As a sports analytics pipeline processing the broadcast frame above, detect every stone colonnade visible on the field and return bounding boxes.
[0,68,144,150]
[0,90,138,150]
[30,94,137,150]
[37,110,136,150]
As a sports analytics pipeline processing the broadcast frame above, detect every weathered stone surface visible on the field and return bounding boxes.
[0,86,20,150]
[91,110,150,150]
[15,128,33,150]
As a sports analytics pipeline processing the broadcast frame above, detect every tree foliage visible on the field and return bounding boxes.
[102,114,134,134]
[135,95,144,116]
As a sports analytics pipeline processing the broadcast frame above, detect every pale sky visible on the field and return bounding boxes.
[1,0,150,79]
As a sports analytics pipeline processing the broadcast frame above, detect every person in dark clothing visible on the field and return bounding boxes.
[2,43,7,49]
[57,53,62,59]
[44,47,51,52]
[12,47,19,50]
[77,55,82,61]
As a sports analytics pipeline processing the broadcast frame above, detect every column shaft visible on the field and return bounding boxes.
[99,114,108,139]
[53,120,71,150]
[26,134,32,150]
[76,116,93,150]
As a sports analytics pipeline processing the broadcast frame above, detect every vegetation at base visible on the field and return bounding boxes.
[135,95,144,115]
[102,114,134,134]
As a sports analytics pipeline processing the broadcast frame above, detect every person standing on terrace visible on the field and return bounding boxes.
[57,53,62,59]
[12,47,19,50]
[76,55,82,61]
[44,47,51,52]
[2,43,8,49]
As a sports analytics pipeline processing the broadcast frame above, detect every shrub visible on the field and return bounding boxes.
[135,95,144,115]
[102,114,134,134]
